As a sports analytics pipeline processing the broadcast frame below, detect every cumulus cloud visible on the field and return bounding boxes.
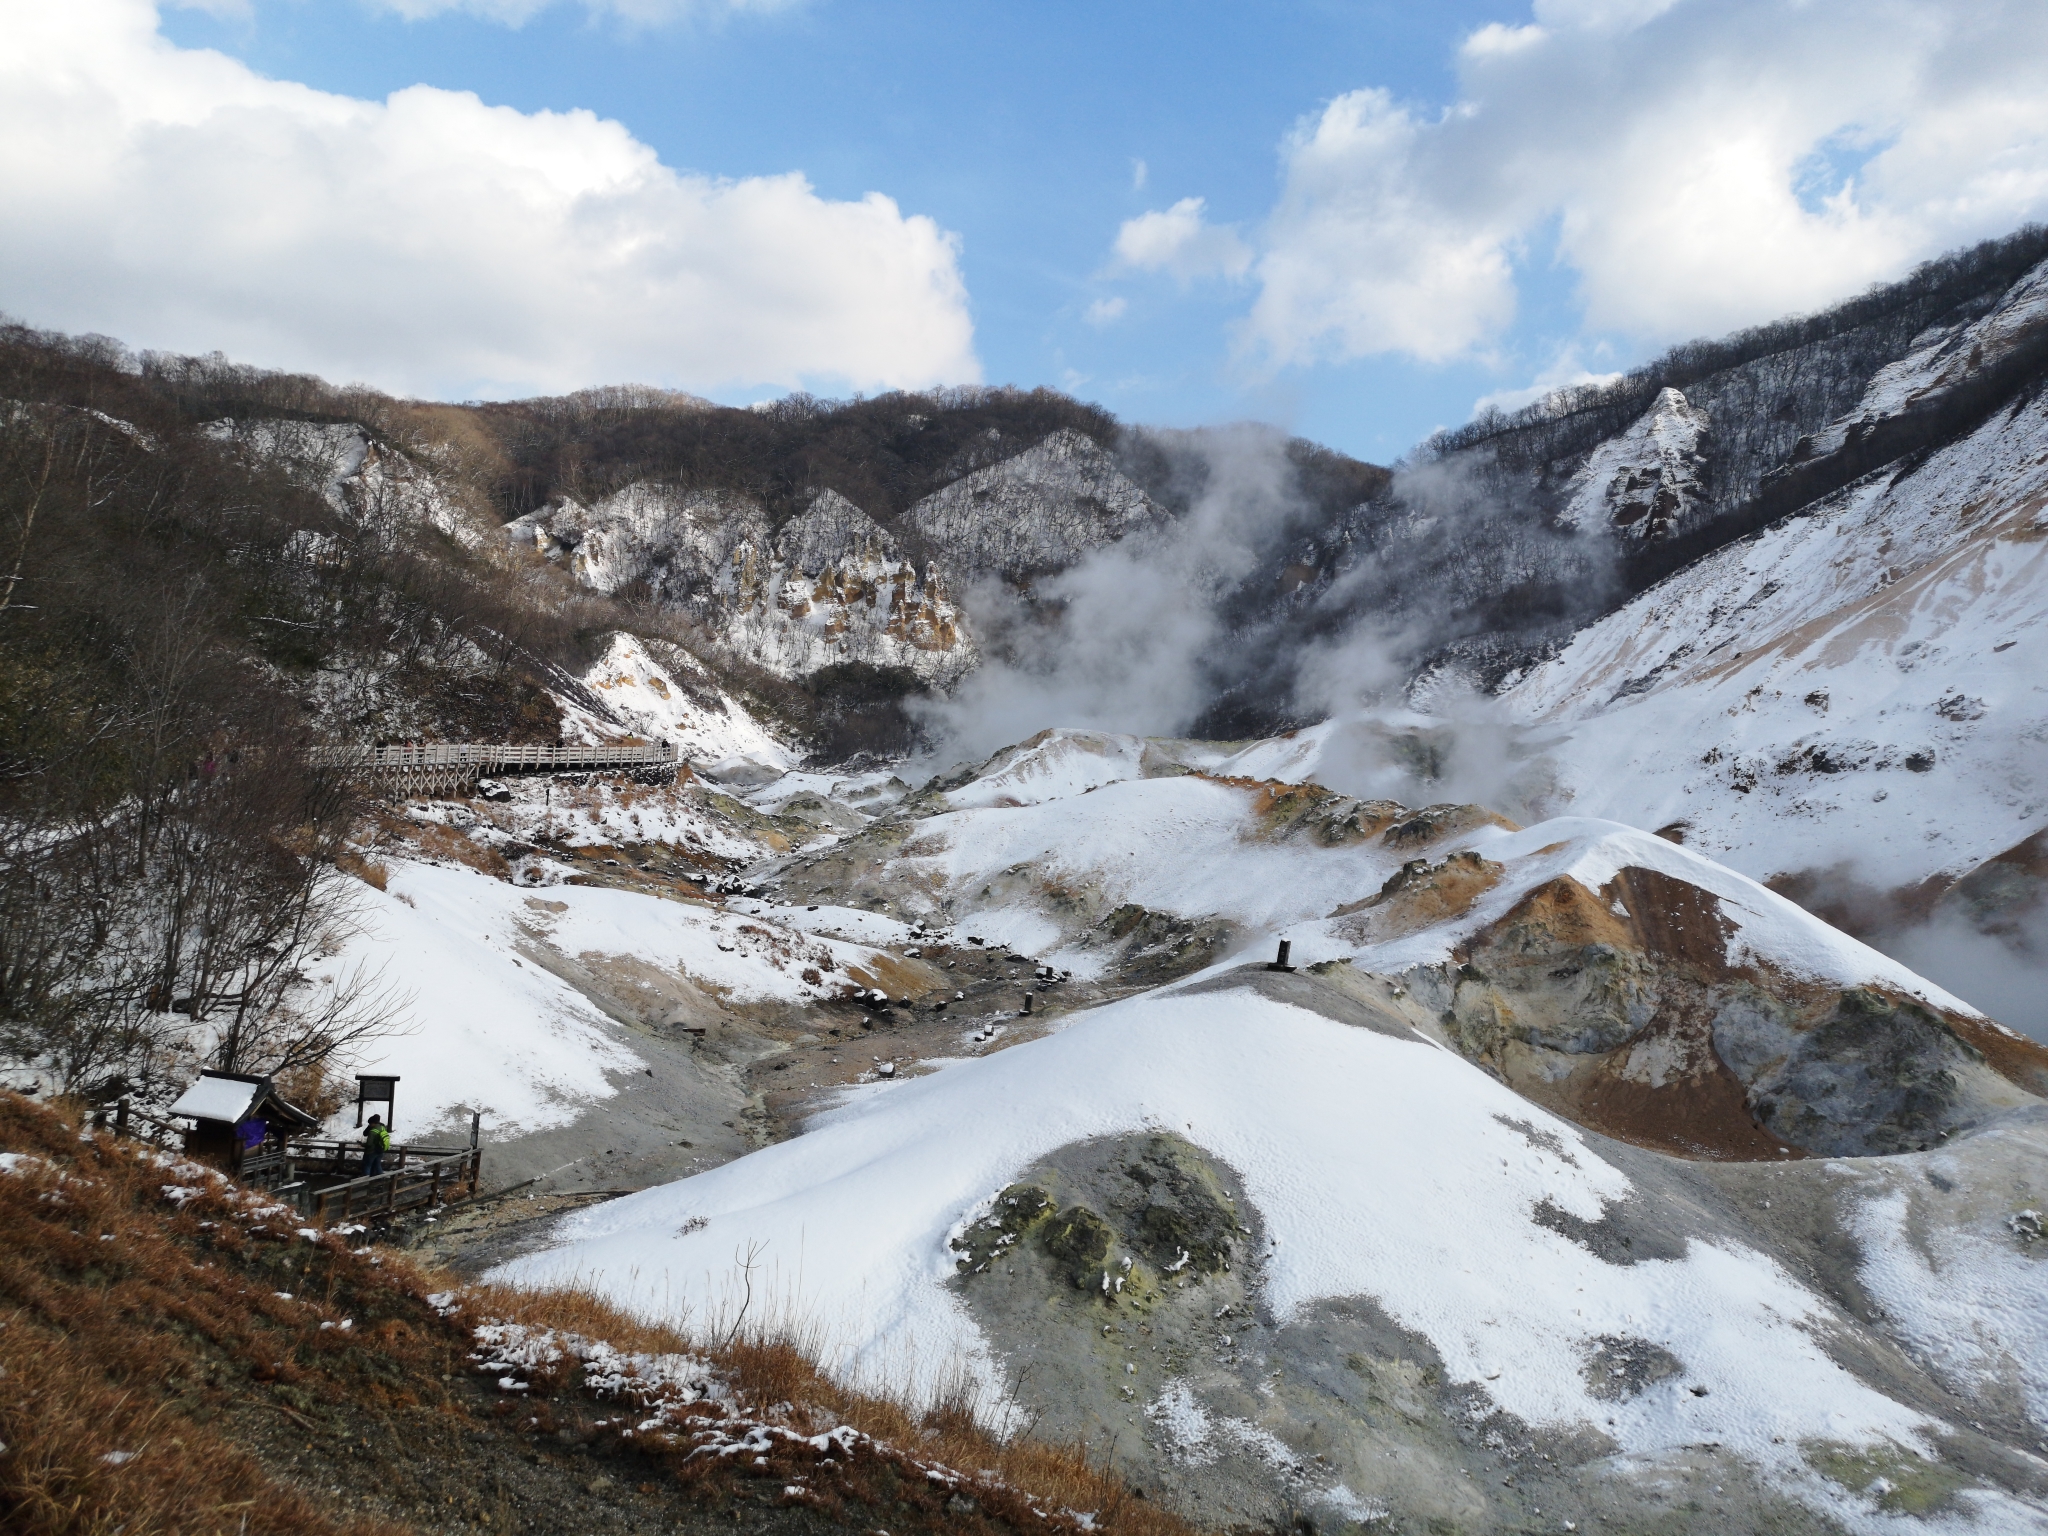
[1113,198,1254,284]
[1235,0,2048,368]
[0,0,979,399]
[1470,348,1623,417]
[1084,296,1128,327]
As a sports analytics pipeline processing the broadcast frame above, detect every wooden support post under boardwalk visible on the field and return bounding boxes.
[1267,938,1296,972]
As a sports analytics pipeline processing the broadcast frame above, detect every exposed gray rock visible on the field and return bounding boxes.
[903,426,1172,579]
[1561,386,1713,545]
[506,483,769,605]
[772,488,897,573]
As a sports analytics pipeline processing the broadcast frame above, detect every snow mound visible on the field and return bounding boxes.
[312,861,894,1137]
[941,729,1155,811]
[1289,817,1981,1017]
[491,984,1949,1505]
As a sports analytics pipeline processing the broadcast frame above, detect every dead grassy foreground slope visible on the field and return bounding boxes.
[0,1091,1201,1536]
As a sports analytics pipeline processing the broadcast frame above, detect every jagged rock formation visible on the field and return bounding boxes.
[901,426,1172,578]
[499,429,1173,684]
[720,502,972,684]
[1560,386,1712,545]
[506,483,768,601]
[511,486,975,685]
[202,416,481,547]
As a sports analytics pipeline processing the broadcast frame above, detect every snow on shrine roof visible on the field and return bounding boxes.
[168,1074,263,1123]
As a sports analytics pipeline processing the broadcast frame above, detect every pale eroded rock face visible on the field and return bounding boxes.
[512,484,976,684]
[202,417,480,547]
[1560,387,1712,545]
[902,426,1172,578]
[503,428,1174,685]
[505,483,768,601]
[1387,862,2048,1159]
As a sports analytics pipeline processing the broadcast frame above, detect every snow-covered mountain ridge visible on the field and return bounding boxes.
[1500,380,2048,892]
[389,725,2048,1534]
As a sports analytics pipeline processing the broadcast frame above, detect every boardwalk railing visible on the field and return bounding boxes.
[315,742,675,771]
[289,1142,483,1223]
[313,740,676,796]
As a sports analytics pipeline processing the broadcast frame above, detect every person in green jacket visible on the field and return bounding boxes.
[363,1114,391,1175]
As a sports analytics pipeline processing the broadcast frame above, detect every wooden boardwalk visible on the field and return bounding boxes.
[315,740,677,796]
[101,1103,485,1223]
[284,1141,482,1223]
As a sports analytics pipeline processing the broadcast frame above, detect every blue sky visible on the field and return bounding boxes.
[10,0,2046,464]
[157,0,1528,459]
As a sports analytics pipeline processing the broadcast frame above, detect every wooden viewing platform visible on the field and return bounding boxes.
[280,1139,482,1224]
[103,1099,485,1224]
[314,740,677,796]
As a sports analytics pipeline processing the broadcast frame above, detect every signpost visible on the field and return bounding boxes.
[354,1074,400,1130]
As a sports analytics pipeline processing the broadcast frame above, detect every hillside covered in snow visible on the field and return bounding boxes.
[11,223,2048,1536]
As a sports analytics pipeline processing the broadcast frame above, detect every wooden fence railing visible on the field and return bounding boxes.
[312,740,678,798]
[296,1145,482,1223]
[314,742,675,772]
[99,1098,486,1222]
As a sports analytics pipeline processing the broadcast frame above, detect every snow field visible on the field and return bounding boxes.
[491,985,1956,1514]
[939,730,1154,811]
[312,861,892,1138]
[894,772,1408,940]
[307,864,643,1139]
[877,729,1970,1014]
[1849,1156,2048,1427]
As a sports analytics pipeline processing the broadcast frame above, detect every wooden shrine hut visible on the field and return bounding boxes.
[167,1070,319,1181]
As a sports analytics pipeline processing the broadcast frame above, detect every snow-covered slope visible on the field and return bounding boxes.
[1498,366,2048,896]
[902,427,1171,579]
[315,859,902,1138]
[784,728,2047,1153]
[564,632,798,771]
[492,977,2048,1531]
[1287,817,1978,1012]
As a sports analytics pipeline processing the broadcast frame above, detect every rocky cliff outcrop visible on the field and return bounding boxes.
[507,482,768,601]
[720,494,973,684]
[510,485,977,685]
[1364,853,2048,1159]
[1560,386,1712,545]
[902,426,1171,579]
[202,417,481,548]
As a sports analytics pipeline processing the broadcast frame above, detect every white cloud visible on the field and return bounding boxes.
[0,0,978,399]
[1237,0,2048,368]
[1131,157,1148,191]
[1112,197,1254,284]
[1470,349,1622,417]
[1247,90,1520,365]
[1084,296,1127,327]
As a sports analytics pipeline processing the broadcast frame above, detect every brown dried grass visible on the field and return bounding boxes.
[335,851,390,892]
[0,1093,1204,1536]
